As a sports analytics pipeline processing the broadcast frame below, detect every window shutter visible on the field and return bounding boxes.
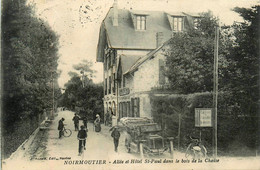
[159,59,165,85]
[109,76,112,94]
[137,98,140,117]
[131,98,134,117]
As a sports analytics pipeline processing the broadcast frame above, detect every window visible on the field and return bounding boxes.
[193,18,199,29]
[111,50,116,65]
[110,51,115,67]
[127,101,130,117]
[136,15,146,30]
[119,78,121,88]
[113,73,116,94]
[107,55,110,69]
[172,17,183,32]
[119,102,122,119]
[123,76,126,87]
[112,101,116,116]
[123,102,127,118]
[104,78,107,95]
[131,98,140,117]
[109,76,111,94]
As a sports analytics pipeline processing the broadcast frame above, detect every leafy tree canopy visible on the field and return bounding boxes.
[59,60,103,118]
[164,11,231,94]
[2,0,60,123]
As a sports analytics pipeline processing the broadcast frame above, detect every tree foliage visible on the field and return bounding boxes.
[58,61,103,120]
[2,0,60,124]
[226,6,259,116]
[164,7,259,117]
[164,11,229,94]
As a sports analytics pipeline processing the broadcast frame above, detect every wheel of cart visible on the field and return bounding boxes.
[138,140,146,158]
[125,132,132,153]
[125,138,131,153]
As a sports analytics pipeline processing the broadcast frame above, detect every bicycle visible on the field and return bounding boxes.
[78,138,86,157]
[185,136,207,159]
[62,125,72,137]
[43,120,52,127]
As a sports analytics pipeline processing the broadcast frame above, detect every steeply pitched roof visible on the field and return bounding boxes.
[96,7,199,62]
[125,38,171,75]
[104,8,173,50]
[120,55,142,74]
[166,11,186,17]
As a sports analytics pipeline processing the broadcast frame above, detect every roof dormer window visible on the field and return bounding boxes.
[167,12,185,32]
[193,18,199,29]
[136,15,146,30]
[172,17,183,32]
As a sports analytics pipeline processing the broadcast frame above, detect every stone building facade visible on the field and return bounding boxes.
[96,0,199,121]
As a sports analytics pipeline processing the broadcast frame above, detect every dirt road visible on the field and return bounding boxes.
[3,110,260,170]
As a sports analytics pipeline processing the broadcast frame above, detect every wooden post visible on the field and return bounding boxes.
[178,113,181,150]
[139,142,144,158]
[168,137,174,159]
[52,71,55,120]
[199,128,202,143]
[213,26,219,158]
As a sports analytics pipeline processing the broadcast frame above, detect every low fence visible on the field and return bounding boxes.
[2,111,51,159]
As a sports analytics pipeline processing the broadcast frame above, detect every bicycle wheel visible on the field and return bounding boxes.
[44,122,49,127]
[185,144,193,158]
[79,145,83,155]
[200,145,207,157]
[63,129,72,137]
[80,145,84,158]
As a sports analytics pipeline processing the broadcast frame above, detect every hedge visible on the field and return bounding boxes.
[150,92,258,156]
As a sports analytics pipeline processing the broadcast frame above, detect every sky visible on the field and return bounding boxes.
[30,0,259,88]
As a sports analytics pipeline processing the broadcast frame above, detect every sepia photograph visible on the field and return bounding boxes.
[1,0,260,169]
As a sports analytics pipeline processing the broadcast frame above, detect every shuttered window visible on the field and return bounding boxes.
[104,78,107,95]
[131,98,134,117]
[113,73,116,94]
[136,98,140,117]
[159,59,165,85]
[119,103,122,119]
[127,101,130,117]
[109,76,111,94]
[131,98,140,117]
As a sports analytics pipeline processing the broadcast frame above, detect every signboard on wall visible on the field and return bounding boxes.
[195,108,213,127]
[119,87,130,96]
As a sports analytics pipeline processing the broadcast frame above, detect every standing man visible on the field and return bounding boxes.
[58,118,65,138]
[72,113,80,131]
[111,126,120,152]
[83,116,88,128]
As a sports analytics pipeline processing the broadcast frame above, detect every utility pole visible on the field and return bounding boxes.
[213,26,219,158]
[52,71,55,120]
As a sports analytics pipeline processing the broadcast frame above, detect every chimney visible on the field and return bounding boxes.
[112,0,118,26]
[156,32,164,48]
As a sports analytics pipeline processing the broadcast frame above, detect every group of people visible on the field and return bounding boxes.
[58,113,120,156]
[72,113,88,131]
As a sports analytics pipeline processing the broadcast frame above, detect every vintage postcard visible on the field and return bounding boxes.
[1,0,260,169]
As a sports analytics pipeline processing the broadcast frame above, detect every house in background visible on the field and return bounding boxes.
[96,0,199,122]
